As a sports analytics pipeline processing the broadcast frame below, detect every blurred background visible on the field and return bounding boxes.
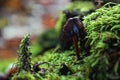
[0,0,71,59]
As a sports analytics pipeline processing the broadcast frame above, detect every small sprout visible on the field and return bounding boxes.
[16,34,32,74]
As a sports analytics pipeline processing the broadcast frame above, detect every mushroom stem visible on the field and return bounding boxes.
[72,35,80,60]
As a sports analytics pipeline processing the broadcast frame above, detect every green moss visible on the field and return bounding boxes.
[12,34,36,80]
[37,3,120,80]
[12,72,35,80]
[36,50,89,80]
[12,2,120,80]
[17,34,32,73]
[83,3,120,79]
